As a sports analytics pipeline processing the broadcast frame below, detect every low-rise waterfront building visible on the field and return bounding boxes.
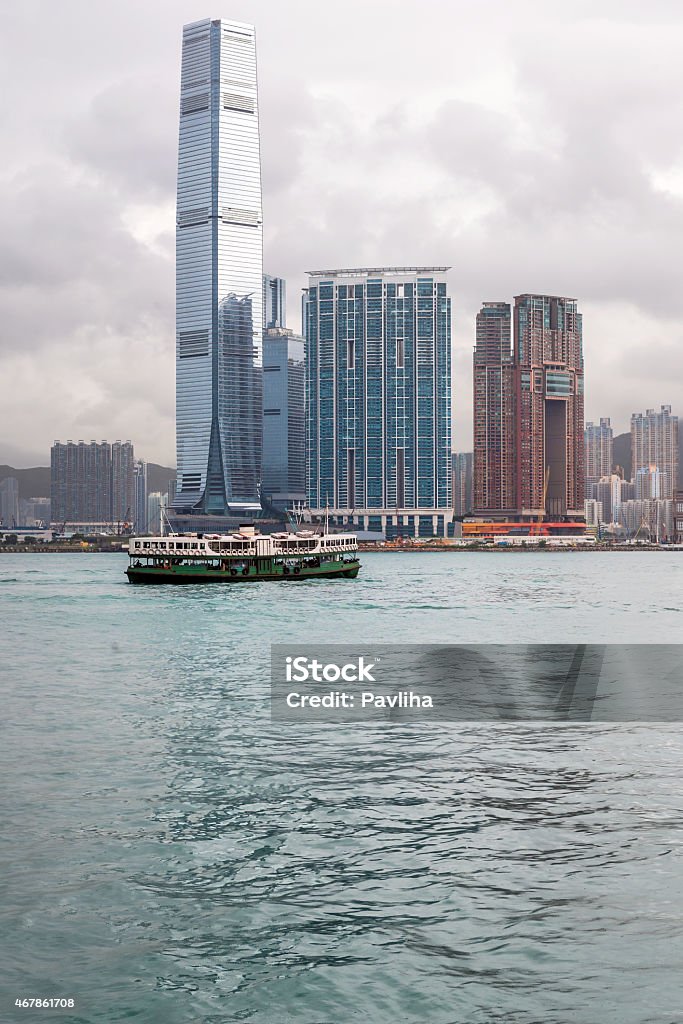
[1,527,54,543]
[675,490,683,543]
[584,499,604,531]
[618,499,673,541]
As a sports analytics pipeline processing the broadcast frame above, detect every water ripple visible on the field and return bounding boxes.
[2,553,683,1022]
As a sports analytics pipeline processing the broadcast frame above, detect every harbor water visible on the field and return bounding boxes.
[2,552,683,1023]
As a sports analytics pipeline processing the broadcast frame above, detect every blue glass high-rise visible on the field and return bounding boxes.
[305,268,452,538]
[173,19,263,517]
[263,274,286,329]
[261,328,306,511]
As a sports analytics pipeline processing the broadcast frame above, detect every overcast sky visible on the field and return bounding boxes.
[1,0,682,467]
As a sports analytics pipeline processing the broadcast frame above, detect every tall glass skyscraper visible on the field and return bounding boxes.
[173,18,263,516]
[263,274,286,329]
[305,268,452,538]
[261,327,306,510]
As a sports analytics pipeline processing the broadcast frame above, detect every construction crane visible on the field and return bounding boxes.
[632,511,653,544]
[117,507,133,536]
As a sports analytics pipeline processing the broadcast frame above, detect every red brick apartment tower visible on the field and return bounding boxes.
[473,302,516,514]
[513,294,584,519]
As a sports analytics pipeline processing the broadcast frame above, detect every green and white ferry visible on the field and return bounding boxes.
[126,524,360,584]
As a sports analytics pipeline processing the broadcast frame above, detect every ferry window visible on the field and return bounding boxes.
[143,542,149,549]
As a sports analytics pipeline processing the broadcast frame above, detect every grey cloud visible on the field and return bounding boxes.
[260,79,320,196]
[63,76,178,199]
[0,0,682,466]
[0,163,173,352]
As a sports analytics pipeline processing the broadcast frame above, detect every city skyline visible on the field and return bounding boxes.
[1,2,683,467]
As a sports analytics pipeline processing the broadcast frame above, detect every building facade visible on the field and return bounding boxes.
[631,405,678,500]
[675,490,683,543]
[133,459,148,534]
[473,294,584,521]
[473,301,514,513]
[514,294,584,518]
[111,441,135,525]
[0,477,19,528]
[147,492,168,536]
[585,417,613,493]
[452,452,473,517]
[261,328,306,510]
[618,499,673,541]
[305,267,452,538]
[263,274,286,329]
[594,473,632,525]
[51,441,111,523]
[51,441,134,525]
[173,18,263,518]
[19,497,51,526]
[635,465,666,501]
[584,499,604,530]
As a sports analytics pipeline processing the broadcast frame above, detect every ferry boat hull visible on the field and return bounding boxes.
[125,524,361,585]
[126,559,360,584]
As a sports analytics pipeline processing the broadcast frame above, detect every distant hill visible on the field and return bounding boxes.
[147,464,177,494]
[0,463,176,499]
[612,432,631,479]
[0,465,51,499]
